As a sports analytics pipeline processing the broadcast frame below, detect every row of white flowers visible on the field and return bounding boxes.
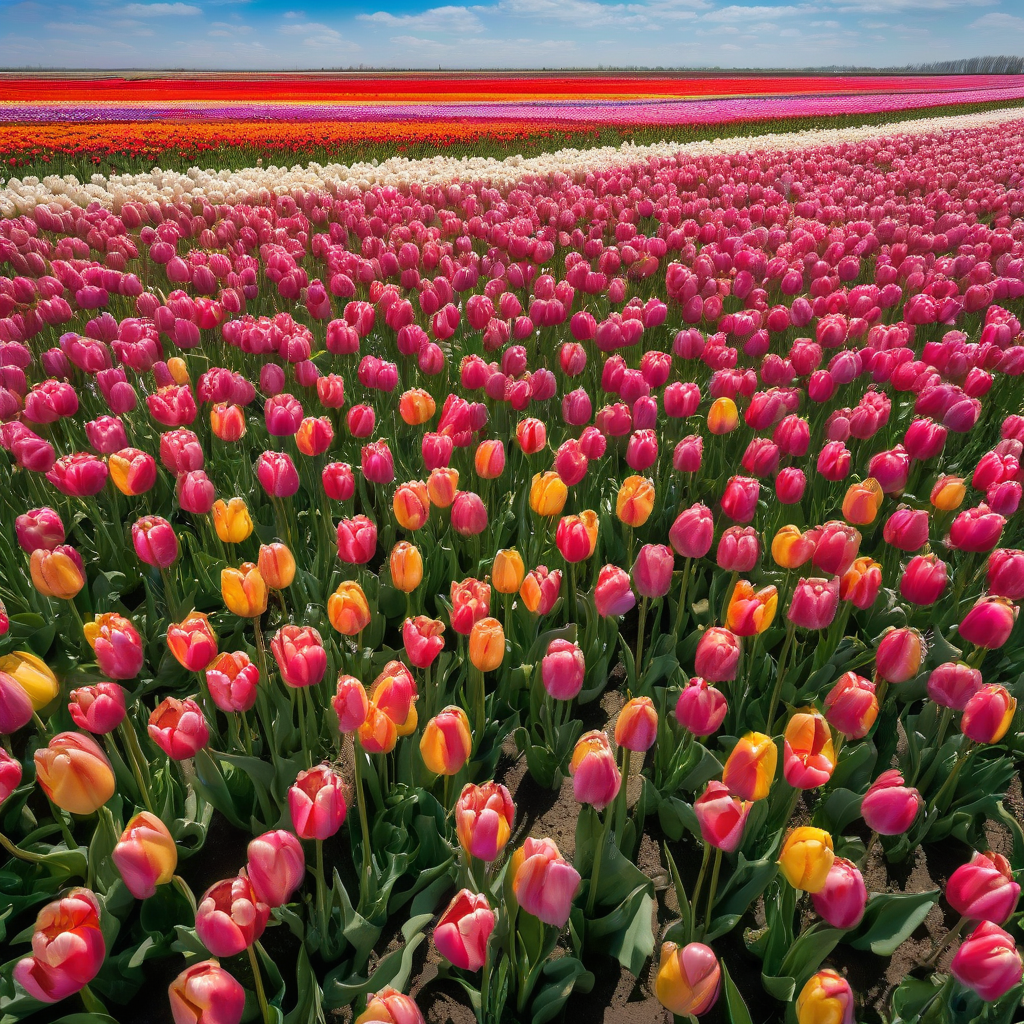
[2,105,1023,218]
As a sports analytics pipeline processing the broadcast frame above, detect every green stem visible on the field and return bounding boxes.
[613,747,631,850]
[472,664,486,755]
[765,616,798,735]
[315,838,328,942]
[119,722,155,813]
[671,557,693,639]
[247,944,272,1024]
[585,805,614,916]
[634,597,648,687]
[0,831,50,863]
[239,709,254,756]
[172,874,197,918]
[689,842,712,931]
[930,744,974,814]
[924,915,967,966]
[479,936,492,1023]
[353,742,373,900]
[702,847,723,937]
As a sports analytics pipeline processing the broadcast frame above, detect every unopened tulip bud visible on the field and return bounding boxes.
[654,941,721,1017]
[195,875,269,957]
[113,811,178,899]
[35,731,115,814]
[68,681,126,734]
[823,672,877,739]
[616,475,655,528]
[355,988,426,1024]
[168,960,245,1024]
[288,764,347,840]
[149,697,210,760]
[727,581,778,636]
[694,628,741,682]
[570,730,621,810]
[927,662,983,710]
[455,781,515,862]
[594,564,635,617]
[492,549,525,595]
[842,478,883,525]
[950,922,1023,1001]
[841,556,882,610]
[420,706,472,776]
[433,889,495,972]
[899,553,947,606]
[511,836,581,927]
[694,781,750,853]
[211,498,253,544]
[959,596,1018,649]
[669,503,714,559]
[779,826,835,893]
[772,525,816,569]
[788,576,840,630]
[962,684,1016,744]
[947,851,1020,925]
[875,627,925,683]
[861,770,922,835]
[795,970,855,1024]
[783,711,836,789]
[206,652,259,714]
[258,542,295,590]
[675,677,728,737]
[722,732,777,801]
[812,858,867,929]
[246,830,305,908]
[615,696,657,752]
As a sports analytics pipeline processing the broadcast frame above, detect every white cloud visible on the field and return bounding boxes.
[279,20,341,38]
[703,5,806,21]
[358,5,485,33]
[121,2,201,14]
[970,11,1024,30]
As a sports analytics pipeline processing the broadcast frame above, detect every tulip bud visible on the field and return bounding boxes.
[779,826,835,893]
[823,672,877,740]
[795,970,855,1024]
[707,396,738,434]
[149,696,210,760]
[720,475,760,524]
[30,544,86,600]
[615,696,658,752]
[947,851,1021,925]
[631,543,674,600]
[616,475,655,528]
[402,616,445,669]
[594,564,636,617]
[433,889,495,973]
[675,677,728,737]
[206,652,259,713]
[451,578,490,635]
[669,503,714,559]
[949,504,1005,553]
[420,705,472,776]
[772,525,816,569]
[694,628,741,683]
[258,542,296,590]
[113,811,178,898]
[722,732,777,801]
[221,562,268,618]
[288,764,347,840]
[959,596,1018,649]
[962,684,1016,744]
[168,960,246,1024]
[727,581,778,636]
[455,781,515,862]
[68,681,126,734]
[717,526,760,572]
[492,549,525,595]
[654,941,721,1017]
[694,780,750,853]
[389,541,423,594]
[950,922,1023,1002]
[927,662,983,711]
[246,830,305,908]
[931,474,967,511]
[812,858,867,929]
[469,617,504,672]
[529,471,568,517]
[211,498,253,544]
[520,566,562,616]
[812,522,861,577]
[35,731,115,814]
[875,627,925,683]
[167,611,218,672]
[783,710,836,789]
[788,576,840,630]
[511,836,581,927]
[355,988,426,1024]
[556,510,599,563]
[861,770,922,835]
[15,507,64,552]
[899,553,947,606]
[195,875,269,957]
[570,730,621,810]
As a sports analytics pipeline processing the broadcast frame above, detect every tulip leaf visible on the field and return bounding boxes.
[530,955,594,1024]
[848,890,939,955]
[50,1016,121,1024]
[720,962,754,1024]
[602,888,655,977]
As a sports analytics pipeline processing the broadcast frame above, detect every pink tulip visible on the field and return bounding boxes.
[861,770,922,835]
[195,875,269,957]
[947,851,1020,925]
[433,889,495,972]
[246,830,306,908]
[812,858,867,929]
[951,922,1023,1001]
[694,780,750,852]
[512,837,581,927]
[675,677,728,737]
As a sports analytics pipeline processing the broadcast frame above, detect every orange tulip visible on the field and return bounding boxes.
[616,475,655,527]
[390,541,423,593]
[469,617,504,672]
[393,480,430,531]
[842,478,884,525]
[328,580,372,635]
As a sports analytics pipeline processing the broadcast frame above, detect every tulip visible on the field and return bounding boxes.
[950,922,1023,1001]
[221,562,268,618]
[788,576,840,630]
[257,542,295,590]
[469,617,504,672]
[450,578,490,635]
[168,960,246,1024]
[336,515,377,564]
[823,672,877,739]
[211,498,253,544]
[177,470,216,514]
[817,441,851,482]
[399,388,435,426]
[113,811,178,899]
[84,613,144,679]
[0,670,34,733]
[13,889,105,1003]
[206,652,259,714]
[987,549,1024,600]
[931,475,967,511]
[795,970,855,1024]
[149,697,210,760]
[716,526,760,572]
[433,889,495,972]
[570,730,621,810]
[15,507,65,552]
[361,440,395,484]
[420,705,473,776]
[108,448,156,496]
[195,875,269,957]
[694,628,741,683]
[389,541,423,594]
[289,764,347,840]
[355,988,426,1024]
[529,471,568,517]
[812,522,861,577]
[628,544,672,601]
[840,556,882,610]
[46,452,108,497]
[210,402,247,443]
[331,582,373,639]
[948,504,1005,553]
[492,549,525,595]
[812,858,867,929]
[594,564,636,617]
[669,504,714,559]
[947,851,1021,925]
[720,475,760,524]
[723,732,777,801]
[511,836,581,927]
[554,439,587,486]
[68,681,126,734]
[861,770,922,834]
[333,675,369,734]
[246,830,305,909]
[256,451,299,498]
[516,417,547,455]
[882,507,930,553]
[474,439,505,479]
[323,461,355,501]
[556,510,598,563]
[616,475,655,527]
[899,553,947,606]
[875,627,925,683]
[272,625,327,688]
[707,396,738,434]
[455,781,515,862]
[35,731,115,814]
[393,480,430,531]
[450,491,488,537]
[402,616,445,669]
[779,826,835,893]
[520,566,562,615]
[868,445,910,494]
[727,581,778,636]
[694,780,750,853]
[654,941,721,1017]
[959,596,1018,649]
[30,544,85,600]
[675,677,728,737]
[776,467,807,505]
[772,525,816,569]
[927,662,983,711]
[962,684,1016,744]
[674,434,703,473]
[783,711,836,789]
[167,611,218,672]
[615,696,657,752]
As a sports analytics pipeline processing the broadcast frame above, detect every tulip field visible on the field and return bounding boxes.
[2,82,1024,1024]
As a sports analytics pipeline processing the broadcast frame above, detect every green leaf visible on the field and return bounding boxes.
[848,890,939,956]
[720,962,753,1024]
[530,956,594,1024]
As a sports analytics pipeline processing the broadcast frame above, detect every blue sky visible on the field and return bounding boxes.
[2,0,1023,69]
